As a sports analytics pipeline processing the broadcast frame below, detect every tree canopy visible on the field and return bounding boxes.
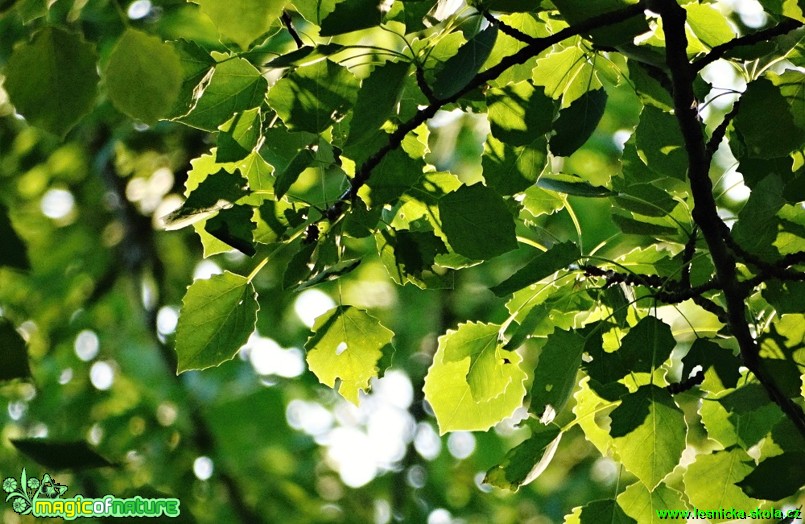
[1,0,805,522]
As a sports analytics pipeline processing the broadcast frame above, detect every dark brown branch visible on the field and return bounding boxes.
[692,17,803,73]
[691,295,728,323]
[282,12,304,49]
[325,2,647,220]
[482,11,538,45]
[655,0,805,439]
[416,66,439,105]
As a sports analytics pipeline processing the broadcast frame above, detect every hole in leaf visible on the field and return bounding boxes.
[336,341,348,355]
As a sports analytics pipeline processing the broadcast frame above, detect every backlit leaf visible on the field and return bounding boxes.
[491,241,579,297]
[195,0,286,49]
[104,29,182,124]
[610,385,686,489]
[684,448,759,511]
[176,272,259,372]
[438,184,517,260]
[616,482,688,524]
[4,28,98,137]
[424,322,527,434]
[484,423,562,490]
[305,306,395,405]
[432,25,498,99]
[530,328,585,423]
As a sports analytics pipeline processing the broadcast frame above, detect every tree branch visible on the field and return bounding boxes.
[282,12,304,49]
[482,11,538,45]
[325,2,647,220]
[654,0,805,439]
[691,17,803,73]
[705,98,740,160]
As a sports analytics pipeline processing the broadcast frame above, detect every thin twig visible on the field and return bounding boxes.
[282,12,304,49]
[482,11,538,45]
[705,99,740,160]
[691,17,803,73]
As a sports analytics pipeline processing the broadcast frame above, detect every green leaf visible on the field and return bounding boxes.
[358,148,424,207]
[537,174,612,197]
[432,25,498,99]
[104,29,182,124]
[438,184,517,260]
[522,185,564,218]
[268,59,359,134]
[530,329,585,422]
[610,385,686,489]
[483,423,562,490]
[572,499,637,524]
[0,319,30,381]
[274,144,317,200]
[550,88,607,157]
[482,135,548,195]
[634,105,688,180]
[683,448,759,511]
[612,214,678,237]
[194,0,286,49]
[204,204,257,256]
[375,228,452,289]
[11,439,114,470]
[438,322,515,402]
[732,174,784,259]
[572,378,617,455]
[346,61,411,147]
[682,339,740,389]
[552,0,648,47]
[0,203,30,271]
[4,27,98,137]
[167,39,216,119]
[175,272,259,373]
[163,168,249,229]
[179,58,267,132]
[617,316,675,374]
[486,81,554,146]
[423,322,527,434]
[265,43,345,68]
[734,77,805,158]
[684,3,735,48]
[717,384,784,448]
[295,258,362,291]
[319,0,381,36]
[616,482,688,524]
[305,306,395,404]
[532,45,603,107]
[491,241,579,297]
[737,452,805,500]
[612,183,678,217]
[217,108,262,163]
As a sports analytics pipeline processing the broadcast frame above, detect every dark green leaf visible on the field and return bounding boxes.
[11,439,114,470]
[483,423,562,490]
[179,58,267,132]
[104,29,183,124]
[4,27,98,137]
[438,184,517,260]
[732,174,783,259]
[618,316,675,374]
[482,135,548,195]
[613,183,677,217]
[274,146,317,199]
[283,242,317,289]
[205,204,257,256]
[575,499,637,524]
[486,81,554,146]
[217,108,262,163]
[268,59,359,134]
[737,452,805,500]
[164,169,249,228]
[347,61,411,147]
[320,0,381,36]
[175,272,260,372]
[537,174,612,197]
[491,241,579,297]
[530,329,585,422]
[549,88,607,157]
[432,25,498,99]
[612,214,678,237]
[681,339,740,389]
[295,259,361,291]
[635,105,688,180]
[735,77,805,158]
[265,43,345,68]
[359,149,424,207]
[718,384,784,447]
[552,0,648,47]
[167,39,215,119]
[0,319,30,381]
[0,203,30,271]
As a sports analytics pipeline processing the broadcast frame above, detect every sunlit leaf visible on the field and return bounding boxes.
[194,0,286,49]
[4,28,98,136]
[305,306,395,404]
[424,322,527,434]
[610,385,686,489]
[616,482,688,524]
[176,272,259,372]
[684,448,759,511]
